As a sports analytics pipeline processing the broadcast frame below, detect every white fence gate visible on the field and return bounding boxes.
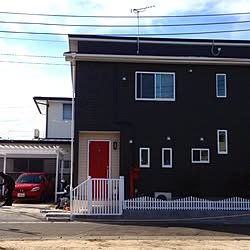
[124,196,250,211]
[71,176,124,215]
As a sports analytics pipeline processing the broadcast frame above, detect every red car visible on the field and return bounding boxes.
[13,172,52,202]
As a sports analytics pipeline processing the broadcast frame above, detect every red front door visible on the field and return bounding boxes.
[89,141,110,178]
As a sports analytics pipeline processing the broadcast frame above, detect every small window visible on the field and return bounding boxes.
[162,148,172,168]
[216,74,227,98]
[139,147,150,168]
[63,103,72,120]
[217,130,228,154]
[192,148,210,163]
[136,72,175,101]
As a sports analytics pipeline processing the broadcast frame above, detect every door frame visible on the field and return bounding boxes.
[87,140,112,178]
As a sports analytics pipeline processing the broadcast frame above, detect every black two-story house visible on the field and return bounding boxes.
[64,35,250,199]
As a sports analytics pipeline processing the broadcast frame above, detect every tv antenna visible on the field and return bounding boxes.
[131,5,155,54]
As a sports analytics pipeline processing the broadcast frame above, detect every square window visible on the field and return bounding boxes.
[192,148,210,163]
[136,72,175,101]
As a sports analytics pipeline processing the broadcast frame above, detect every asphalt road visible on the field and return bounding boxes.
[1,221,250,241]
[1,203,250,241]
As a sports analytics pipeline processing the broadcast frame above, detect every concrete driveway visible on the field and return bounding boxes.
[0,203,49,222]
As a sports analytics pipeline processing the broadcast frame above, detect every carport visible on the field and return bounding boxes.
[0,144,65,202]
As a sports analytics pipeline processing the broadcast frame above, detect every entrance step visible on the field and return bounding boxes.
[45,212,71,222]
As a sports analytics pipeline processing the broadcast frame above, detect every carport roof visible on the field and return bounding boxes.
[0,144,64,158]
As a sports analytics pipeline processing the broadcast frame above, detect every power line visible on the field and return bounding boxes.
[0,10,250,18]
[0,60,68,66]
[0,36,66,43]
[0,27,249,37]
[1,19,250,28]
[0,30,67,36]
[0,53,63,59]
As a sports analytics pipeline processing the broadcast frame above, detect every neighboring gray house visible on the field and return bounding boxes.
[33,96,72,139]
[0,96,72,200]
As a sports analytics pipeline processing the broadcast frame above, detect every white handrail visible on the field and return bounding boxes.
[71,176,124,215]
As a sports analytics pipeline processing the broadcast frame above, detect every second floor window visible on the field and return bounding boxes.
[216,73,227,98]
[136,72,175,101]
[63,103,72,120]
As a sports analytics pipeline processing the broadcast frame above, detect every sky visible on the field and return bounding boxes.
[0,0,250,140]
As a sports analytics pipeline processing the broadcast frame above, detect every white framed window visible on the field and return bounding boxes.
[192,148,210,163]
[217,130,228,154]
[139,147,150,168]
[135,71,175,101]
[63,103,72,120]
[162,148,172,168]
[216,73,227,98]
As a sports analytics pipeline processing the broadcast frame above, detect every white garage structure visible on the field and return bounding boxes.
[0,144,65,202]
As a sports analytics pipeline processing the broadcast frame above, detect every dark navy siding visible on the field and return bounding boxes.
[75,60,250,198]
[77,38,250,59]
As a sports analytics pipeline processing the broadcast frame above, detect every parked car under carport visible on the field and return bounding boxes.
[12,172,52,202]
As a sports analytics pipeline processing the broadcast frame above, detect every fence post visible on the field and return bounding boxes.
[119,176,124,215]
[87,176,92,215]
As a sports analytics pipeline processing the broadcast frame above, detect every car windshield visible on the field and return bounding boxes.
[16,174,43,184]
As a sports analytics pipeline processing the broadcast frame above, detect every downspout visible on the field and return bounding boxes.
[2,154,7,197]
[69,52,76,219]
[54,150,59,203]
[3,154,7,174]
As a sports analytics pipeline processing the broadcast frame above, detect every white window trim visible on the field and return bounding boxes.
[139,147,150,168]
[135,71,176,101]
[162,148,172,168]
[217,129,228,154]
[191,148,210,163]
[216,73,227,98]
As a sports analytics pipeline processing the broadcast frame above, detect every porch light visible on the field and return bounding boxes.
[113,141,118,150]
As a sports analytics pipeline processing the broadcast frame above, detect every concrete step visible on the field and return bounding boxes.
[45,212,71,222]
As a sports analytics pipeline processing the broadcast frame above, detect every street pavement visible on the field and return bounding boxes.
[0,203,250,241]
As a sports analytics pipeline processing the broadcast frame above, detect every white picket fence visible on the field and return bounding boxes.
[71,177,250,216]
[124,196,250,211]
[71,176,124,215]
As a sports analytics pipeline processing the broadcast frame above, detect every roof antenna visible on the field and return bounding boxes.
[131,5,155,54]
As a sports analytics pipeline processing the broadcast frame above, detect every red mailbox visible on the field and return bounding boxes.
[132,168,140,180]
[130,167,140,198]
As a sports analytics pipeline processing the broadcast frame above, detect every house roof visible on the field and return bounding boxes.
[65,35,250,65]
[68,34,250,46]
[33,96,72,115]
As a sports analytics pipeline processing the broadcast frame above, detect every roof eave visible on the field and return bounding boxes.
[64,53,250,65]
